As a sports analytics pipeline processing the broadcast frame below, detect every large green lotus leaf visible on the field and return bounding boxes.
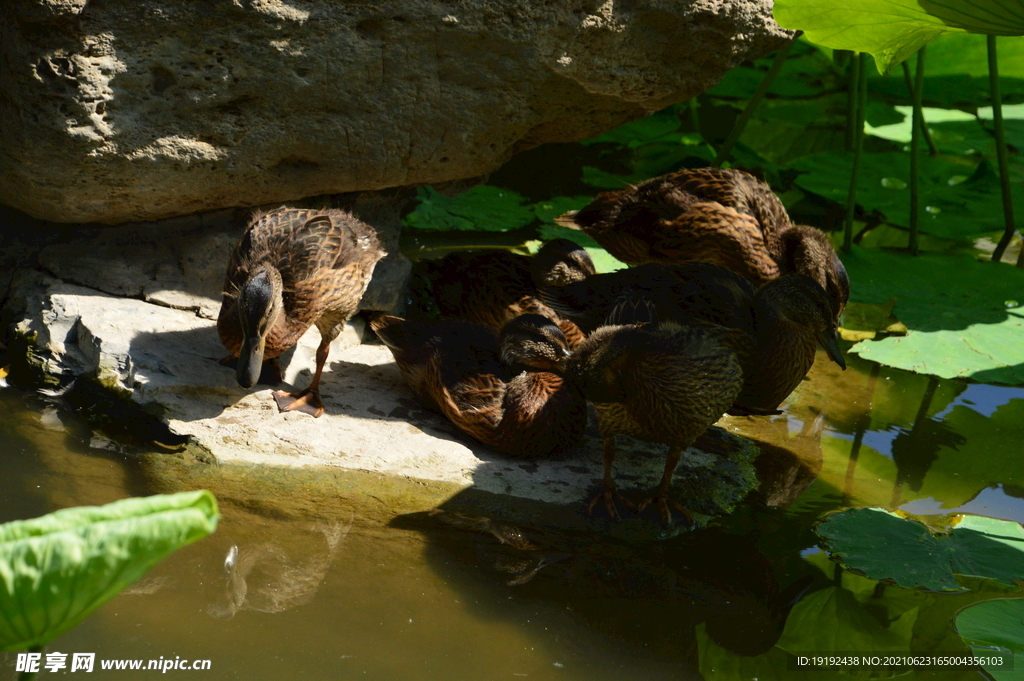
[793,151,1022,238]
[402,185,535,232]
[0,491,219,651]
[816,507,1024,591]
[840,247,1024,383]
[956,599,1024,681]
[774,0,1024,75]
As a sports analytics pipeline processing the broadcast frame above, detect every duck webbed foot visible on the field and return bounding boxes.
[636,495,693,526]
[586,436,636,520]
[273,387,325,418]
[637,445,693,526]
[587,487,637,520]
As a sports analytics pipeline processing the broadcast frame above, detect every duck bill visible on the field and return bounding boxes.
[236,335,266,388]
[817,328,846,370]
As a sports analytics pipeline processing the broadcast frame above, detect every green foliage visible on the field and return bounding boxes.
[815,507,1024,591]
[841,247,1024,383]
[774,0,1024,74]
[793,152,1020,238]
[0,491,219,651]
[403,185,534,232]
[955,599,1024,681]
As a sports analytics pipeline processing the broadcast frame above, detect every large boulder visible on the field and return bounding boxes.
[1,0,793,224]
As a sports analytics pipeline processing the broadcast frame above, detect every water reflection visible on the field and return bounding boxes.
[2,340,1024,679]
[396,509,815,665]
[208,517,351,619]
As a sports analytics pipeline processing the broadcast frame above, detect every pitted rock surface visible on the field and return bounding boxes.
[2,0,793,224]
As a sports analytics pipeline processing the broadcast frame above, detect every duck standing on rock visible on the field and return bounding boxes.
[555,167,849,320]
[371,313,587,458]
[217,207,385,418]
[566,310,747,524]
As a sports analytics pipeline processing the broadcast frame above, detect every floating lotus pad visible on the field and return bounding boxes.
[956,598,1024,681]
[815,507,1024,591]
[840,247,1024,384]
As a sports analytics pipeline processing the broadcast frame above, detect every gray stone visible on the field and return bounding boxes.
[1,0,794,224]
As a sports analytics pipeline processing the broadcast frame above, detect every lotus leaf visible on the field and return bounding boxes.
[816,507,1024,591]
[955,598,1024,681]
[774,0,1024,75]
[793,151,1023,238]
[841,247,1024,383]
[0,491,219,651]
[402,185,534,232]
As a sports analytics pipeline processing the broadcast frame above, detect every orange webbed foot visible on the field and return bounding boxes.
[637,495,693,526]
[587,488,637,520]
[272,388,325,418]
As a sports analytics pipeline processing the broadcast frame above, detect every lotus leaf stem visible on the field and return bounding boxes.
[844,52,868,254]
[714,34,798,167]
[901,60,937,156]
[987,36,1019,266]
[909,47,925,256]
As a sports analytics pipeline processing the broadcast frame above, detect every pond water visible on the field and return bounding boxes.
[2,339,1022,681]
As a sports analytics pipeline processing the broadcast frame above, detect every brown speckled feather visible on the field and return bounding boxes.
[430,245,592,348]
[218,207,385,360]
[559,168,848,321]
[372,316,585,458]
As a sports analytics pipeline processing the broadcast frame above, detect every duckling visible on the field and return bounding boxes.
[541,263,845,416]
[217,207,385,417]
[567,317,746,523]
[428,239,595,347]
[556,167,849,319]
[371,313,586,458]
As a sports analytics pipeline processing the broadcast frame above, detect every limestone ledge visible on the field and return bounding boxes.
[4,263,761,536]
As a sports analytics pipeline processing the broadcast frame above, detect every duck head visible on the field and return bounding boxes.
[777,225,850,321]
[530,238,597,287]
[499,314,573,374]
[235,265,284,388]
[761,274,846,370]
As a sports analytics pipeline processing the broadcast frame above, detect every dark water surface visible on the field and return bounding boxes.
[2,346,1022,680]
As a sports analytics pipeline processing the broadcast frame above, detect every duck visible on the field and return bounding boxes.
[566,314,747,523]
[371,313,587,458]
[428,239,596,347]
[216,206,385,418]
[555,167,849,320]
[541,262,845,416]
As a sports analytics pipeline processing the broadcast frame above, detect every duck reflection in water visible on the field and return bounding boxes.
[207,517,351,619]
[396,509,813,663]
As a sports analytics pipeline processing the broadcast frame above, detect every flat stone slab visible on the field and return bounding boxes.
[7,265,760,535]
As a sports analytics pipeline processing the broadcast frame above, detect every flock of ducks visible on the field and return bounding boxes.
[216,167,850,524]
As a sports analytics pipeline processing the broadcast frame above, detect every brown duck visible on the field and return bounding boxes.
[428,239,596,347]
[567,316,746,523]
[555,167,849,319]
[371,313,587,458]
[217,207,385,417]
[541,262,845,416]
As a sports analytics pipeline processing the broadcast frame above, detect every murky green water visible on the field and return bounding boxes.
[2,346,1023,680]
